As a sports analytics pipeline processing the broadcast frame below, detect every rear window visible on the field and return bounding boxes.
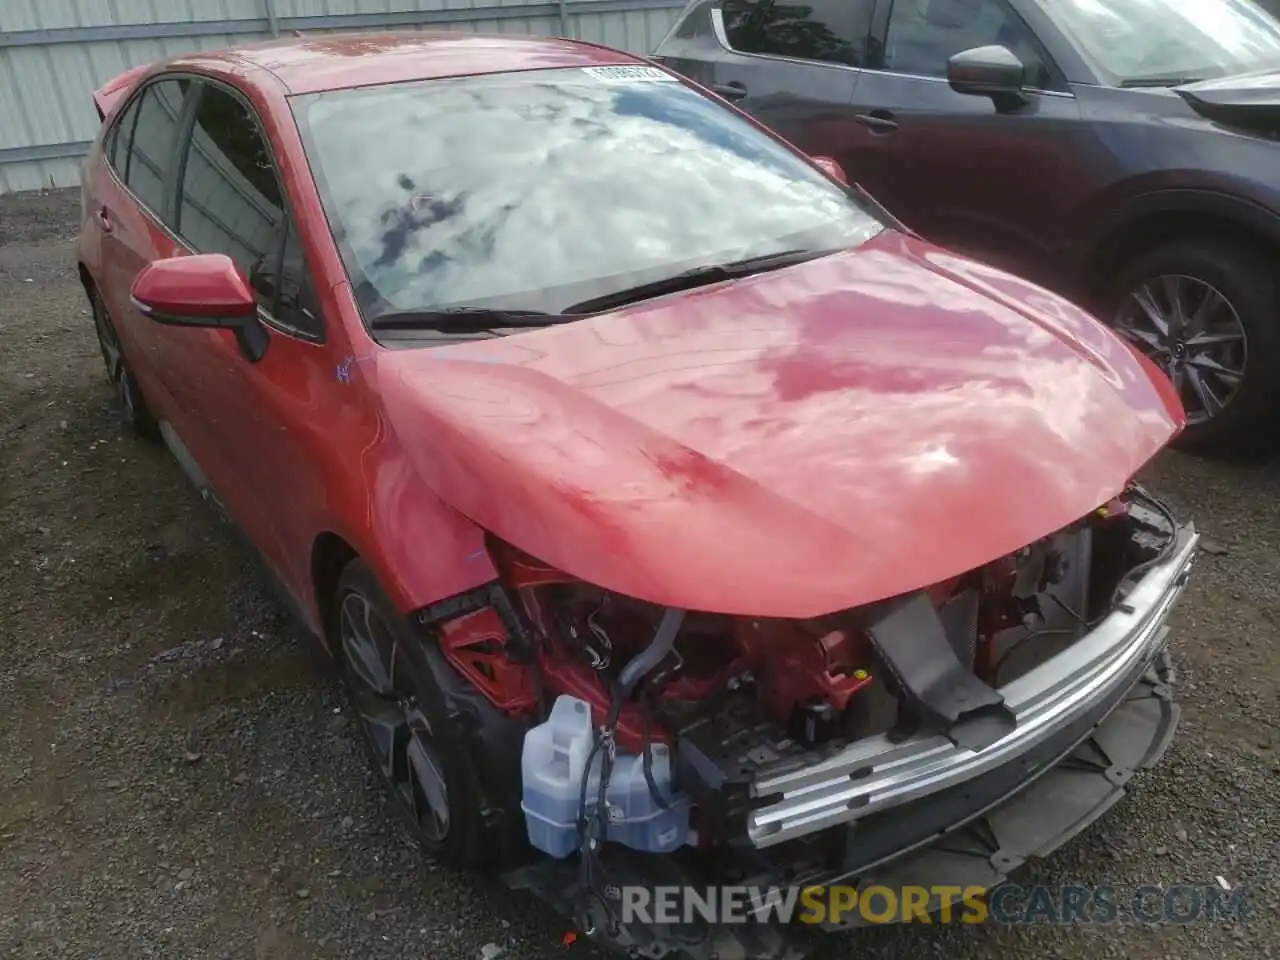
[291,66,883,320]
[723,0,876,66]
[120,79,190,221]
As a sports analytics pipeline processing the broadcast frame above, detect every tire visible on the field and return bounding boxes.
[332,559,523,869]
[1105,239,1280,456]
[89,286,159,439]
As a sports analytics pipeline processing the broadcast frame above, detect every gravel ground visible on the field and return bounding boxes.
[0,188,1276,960]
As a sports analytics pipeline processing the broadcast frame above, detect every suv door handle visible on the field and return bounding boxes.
[710,81,748,101]
[854,111,899,133]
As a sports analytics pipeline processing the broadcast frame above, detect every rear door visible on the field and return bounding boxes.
[95,76,201,428]
[658,0,878,159]
[843,0,1088,280]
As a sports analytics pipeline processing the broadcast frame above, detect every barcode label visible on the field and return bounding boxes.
[581,65,678,83]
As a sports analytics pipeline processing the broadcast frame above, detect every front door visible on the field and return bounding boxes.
[843,0,1092,283]
[160,80,332,595]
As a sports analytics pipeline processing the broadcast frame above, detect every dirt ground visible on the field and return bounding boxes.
[0,188,1276,960]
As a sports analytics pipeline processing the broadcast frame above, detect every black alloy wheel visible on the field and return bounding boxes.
[333,559,497,868]
[1114,274,1246,424]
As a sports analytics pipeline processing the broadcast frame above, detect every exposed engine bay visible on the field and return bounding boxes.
[415,483,1190,952]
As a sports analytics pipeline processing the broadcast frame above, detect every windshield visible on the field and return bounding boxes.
[291,66,883,321]
[1047,0,1280,85]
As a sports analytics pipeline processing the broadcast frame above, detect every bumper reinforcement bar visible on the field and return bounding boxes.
[747,523,1198,848]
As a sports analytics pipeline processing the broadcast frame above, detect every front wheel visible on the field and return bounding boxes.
[1106,239,1280,455]
[333,560,517,868]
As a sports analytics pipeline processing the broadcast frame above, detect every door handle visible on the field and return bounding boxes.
[97,206,114,233]
[710,81,748,101]
[854,111,899,133]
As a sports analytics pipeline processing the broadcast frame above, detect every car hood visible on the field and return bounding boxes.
[1177,70,1280,129]
[375,231,1182,618]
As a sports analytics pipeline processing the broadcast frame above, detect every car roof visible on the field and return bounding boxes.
[168,31,646,95]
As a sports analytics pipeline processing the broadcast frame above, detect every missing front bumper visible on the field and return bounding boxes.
[815,643,1181,927]
[503,644,1182,958]
[746,523,1198,848]
[502,523,1196,959]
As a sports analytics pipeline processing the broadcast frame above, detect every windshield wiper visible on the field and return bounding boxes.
[369,306,565,331]
[563,247,840,314]
[1120,75,1204,88]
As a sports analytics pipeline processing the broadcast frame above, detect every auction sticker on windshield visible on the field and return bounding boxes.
[581,65,678,83]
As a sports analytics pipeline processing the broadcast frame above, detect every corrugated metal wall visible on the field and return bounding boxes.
[8,0,1280,194]
[0,0,686,194]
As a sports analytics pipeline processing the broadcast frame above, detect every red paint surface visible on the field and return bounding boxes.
[92,63,151,119]
[376,230,1182,618]
[79,34,1184,644]
[131,254,256,320]
[810,155,849,185]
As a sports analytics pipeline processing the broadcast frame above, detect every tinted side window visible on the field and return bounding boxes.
[736,0,875,66]
[262,219,323,336]
[105,96,141,171]
[177,85,321,337]
[720,0,770,49]
[883,0,1051,85]
[674,1,715,39]
[124,79,190,220]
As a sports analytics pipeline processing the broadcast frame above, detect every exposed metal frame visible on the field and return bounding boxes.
[746,524,1199,848]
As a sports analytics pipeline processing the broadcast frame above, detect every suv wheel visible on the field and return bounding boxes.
[1108,239,1280,455]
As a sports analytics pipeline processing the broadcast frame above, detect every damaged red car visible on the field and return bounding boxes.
[77,31,1199,958]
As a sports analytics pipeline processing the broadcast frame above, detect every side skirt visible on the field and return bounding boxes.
[157,419,317,639]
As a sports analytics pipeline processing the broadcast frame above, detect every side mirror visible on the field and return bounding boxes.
[811,155,849,185]
[947,45,1028,111]
[131,253,268,362]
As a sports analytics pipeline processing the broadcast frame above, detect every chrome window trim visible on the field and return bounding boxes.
[857,67,1076,99]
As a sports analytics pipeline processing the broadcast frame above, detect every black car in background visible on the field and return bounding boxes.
[655,0,1280,453]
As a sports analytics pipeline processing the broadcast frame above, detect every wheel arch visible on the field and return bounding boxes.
[77,261,96,297]
[308,516,496,653]
[302,437,504,651]
[1076,191,1280,307]
[310,531,359,652]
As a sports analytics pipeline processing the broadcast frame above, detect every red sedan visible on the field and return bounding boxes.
[79,31,1199,956]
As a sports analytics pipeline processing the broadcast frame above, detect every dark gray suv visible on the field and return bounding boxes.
[654,0,1280,453]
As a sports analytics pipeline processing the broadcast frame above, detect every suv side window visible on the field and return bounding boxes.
[176,83,322,339]
[882,0,1053,87]
[725,0,876,67]
[120,79,191,221]
[720,0,770,49]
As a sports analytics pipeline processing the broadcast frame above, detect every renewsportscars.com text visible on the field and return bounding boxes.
[617,883,1248,926]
